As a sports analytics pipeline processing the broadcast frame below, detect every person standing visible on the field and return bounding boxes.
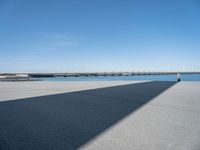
[177,73,181,82]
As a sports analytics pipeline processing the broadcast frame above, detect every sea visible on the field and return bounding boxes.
[31,74,200,82]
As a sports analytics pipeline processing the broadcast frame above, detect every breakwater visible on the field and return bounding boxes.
[1,72,200,81]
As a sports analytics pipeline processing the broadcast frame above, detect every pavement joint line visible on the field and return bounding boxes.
[76,93,200,115]
[75,92,154,105]
[3,92,200,115]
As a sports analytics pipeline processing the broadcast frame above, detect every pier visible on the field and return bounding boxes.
[27,71,200,78]
[1,71,200,81]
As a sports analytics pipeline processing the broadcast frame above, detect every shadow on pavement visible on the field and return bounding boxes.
[0,81,176,150]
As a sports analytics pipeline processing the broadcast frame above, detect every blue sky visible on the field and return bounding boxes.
[0,0,200,72]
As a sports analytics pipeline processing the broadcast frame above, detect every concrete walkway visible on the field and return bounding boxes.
[0,81,144,102]
[0,81,200,150]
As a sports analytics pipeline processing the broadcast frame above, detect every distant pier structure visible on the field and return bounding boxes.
[1,71,200,81]
[27,71,200,78]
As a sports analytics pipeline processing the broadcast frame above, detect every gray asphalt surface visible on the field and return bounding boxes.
[0,81,200,150]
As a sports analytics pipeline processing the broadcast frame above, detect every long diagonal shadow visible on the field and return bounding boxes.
[0,81,176,150]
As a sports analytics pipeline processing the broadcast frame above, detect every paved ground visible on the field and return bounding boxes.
[0,81,200,150]
[0,81,143,102]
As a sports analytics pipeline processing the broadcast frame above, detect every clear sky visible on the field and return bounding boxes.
[0,0,200,72]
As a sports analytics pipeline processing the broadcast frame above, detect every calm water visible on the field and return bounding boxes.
[31,74,200,82]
